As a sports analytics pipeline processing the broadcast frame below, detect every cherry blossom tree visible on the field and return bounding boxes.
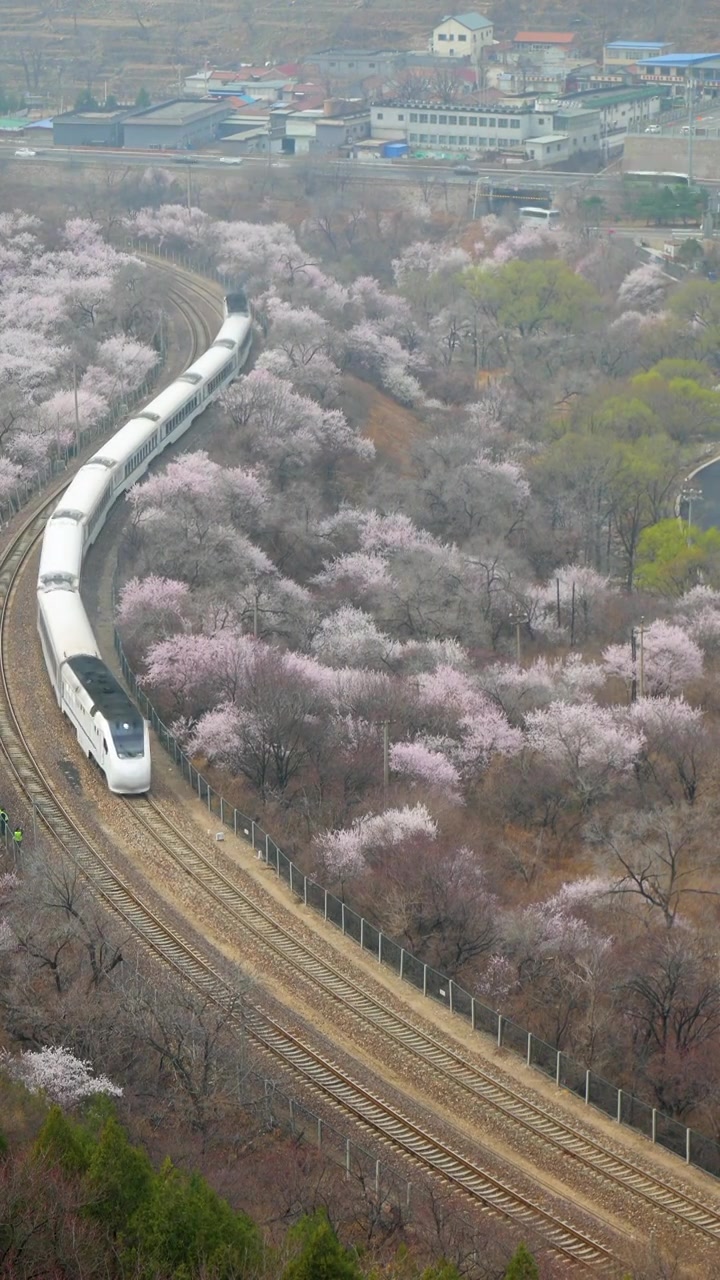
[315,804,438,879]
[602,620,703,696]
[390,739,462,799]
[618,264,668,312]
[1,1046,122,1107]
[525,702,644,806]
[116,575,191,647]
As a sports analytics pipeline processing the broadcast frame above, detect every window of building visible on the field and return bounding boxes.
[438,114,447,124]
[458,116,467,125]
[487,117,495,127]
[468,116,477,125]
[468,135,477,144]
[438,33,447,40]
[449,48,455,55]
[438,134,448,143]
[537,116,545,125]
[398,113,404,121]
[457,135,467,145]
[429,113,437,123]
[419,113,428,122]
[458,33,467,40]
[510,119,520,128]
[376,112,384,119]
[448,33,454,39]
[478,117,487,126]
[410,113,418,122]
[429,134,438,143]
[410,132,418,141]
[448,115,457,124]
[498,118,508,128]
[419,133,428,142]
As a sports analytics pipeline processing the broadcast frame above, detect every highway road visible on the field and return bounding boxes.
[0,140,613,192]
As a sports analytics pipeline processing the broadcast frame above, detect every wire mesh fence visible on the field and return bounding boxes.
[112,635,720,1183]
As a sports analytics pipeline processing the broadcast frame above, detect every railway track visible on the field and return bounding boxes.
[128,795,720,1246]
[0,274,625,1273]
[0,536,617,1273]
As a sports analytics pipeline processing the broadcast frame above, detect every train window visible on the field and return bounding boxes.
[102,737,108,753]
[51,508,84,522]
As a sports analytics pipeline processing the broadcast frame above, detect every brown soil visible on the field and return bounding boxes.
[342,373,426,471]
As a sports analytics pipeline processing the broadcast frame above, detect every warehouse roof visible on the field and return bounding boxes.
[126,99,228,126]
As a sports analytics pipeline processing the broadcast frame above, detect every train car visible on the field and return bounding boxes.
[37,300,254,796]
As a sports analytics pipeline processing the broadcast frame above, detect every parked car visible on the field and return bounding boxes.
[219,156,243,164]
[644,124,660,133]
[681,125,691,135]
[14,147,36,158]
[453,164,477,175]
[174,154,199,163]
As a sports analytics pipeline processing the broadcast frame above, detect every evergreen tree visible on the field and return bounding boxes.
[281,1210,363,1280]
[503,1242,539,1280]
[131,1158,262,1278]
[85,1116,153,1235]
[33,1106,93,1176]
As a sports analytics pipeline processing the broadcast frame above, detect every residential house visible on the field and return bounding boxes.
[512,32,578,54]
[432,13,494,58]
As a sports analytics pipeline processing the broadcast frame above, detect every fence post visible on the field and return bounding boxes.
[206,784,211,812]
[289,1098,295,1133]
[250,819,254,846]
[375,1160,380,1198]
[449,980,454,1014]
[345,1138,351,1179]
[585,1070,590,1105]
[317,1117,322,1147]
[555,1050,561,1087]
[652,1109,657,1144]
[686,1127,691,1164]
[526,1033,532,1067]
[265,833,270,864]
[341,902,346,935]
[422,964,427,996]
[289,862,293,895]
[360,917,364,950]
[197,772,201,798]
[497,1015,503,1049]
[617,1089,622,1124]
[378,932,382,963]
[220,797,224,825]
[400,947,405,980]
[303,876,308,907]
[324,889,328,921]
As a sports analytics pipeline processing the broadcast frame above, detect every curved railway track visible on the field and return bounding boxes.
[125,794,720,1247]
[2,263,718,1273]
[0,533,615,1273]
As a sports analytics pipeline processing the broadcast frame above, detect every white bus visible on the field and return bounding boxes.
[518,206,561,228]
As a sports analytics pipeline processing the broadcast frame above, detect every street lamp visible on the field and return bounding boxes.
[680,484,703,542]
[508,609,528,665]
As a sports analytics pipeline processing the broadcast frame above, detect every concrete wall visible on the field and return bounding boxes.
[53,117,126,146]
[623,135,720,181]
[432,17,493,57]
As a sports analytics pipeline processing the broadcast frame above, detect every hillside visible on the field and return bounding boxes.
[0,0,717,107]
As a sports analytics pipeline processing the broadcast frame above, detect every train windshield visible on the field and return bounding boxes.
[110,717,145,758]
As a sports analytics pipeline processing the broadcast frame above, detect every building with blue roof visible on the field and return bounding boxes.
[432,12,494,58]
[635,51,720,95]
[604,40,673,70]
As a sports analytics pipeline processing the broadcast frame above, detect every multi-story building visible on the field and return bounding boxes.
[432,13,494,58]
[370,99,600,161]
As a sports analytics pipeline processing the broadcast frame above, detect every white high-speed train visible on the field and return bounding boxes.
[37,294,253,795]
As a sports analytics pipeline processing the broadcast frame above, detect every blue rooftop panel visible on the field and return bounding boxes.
[637,52,720,66]
[605,40,671,49]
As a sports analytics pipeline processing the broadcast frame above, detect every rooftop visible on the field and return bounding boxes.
[529,132,570,142]
[127,99,229,125]
[637,52,720,66]
[438,12,494,30]
[604,40,671,49]
[374,99,533,113]
[514,31,577,44]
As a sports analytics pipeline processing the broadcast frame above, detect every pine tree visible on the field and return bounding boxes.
[503,1243,539,1280]
[33,1105,93,1176]
[281,1210,363,1280]
[85,1117,153,1235]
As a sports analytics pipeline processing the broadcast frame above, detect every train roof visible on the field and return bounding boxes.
[66,655,143,729]
[39,592,100,660]
[52,466,112,519]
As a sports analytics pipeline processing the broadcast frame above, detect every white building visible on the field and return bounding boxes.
[371,100,599,158]
[432,12,494,59]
